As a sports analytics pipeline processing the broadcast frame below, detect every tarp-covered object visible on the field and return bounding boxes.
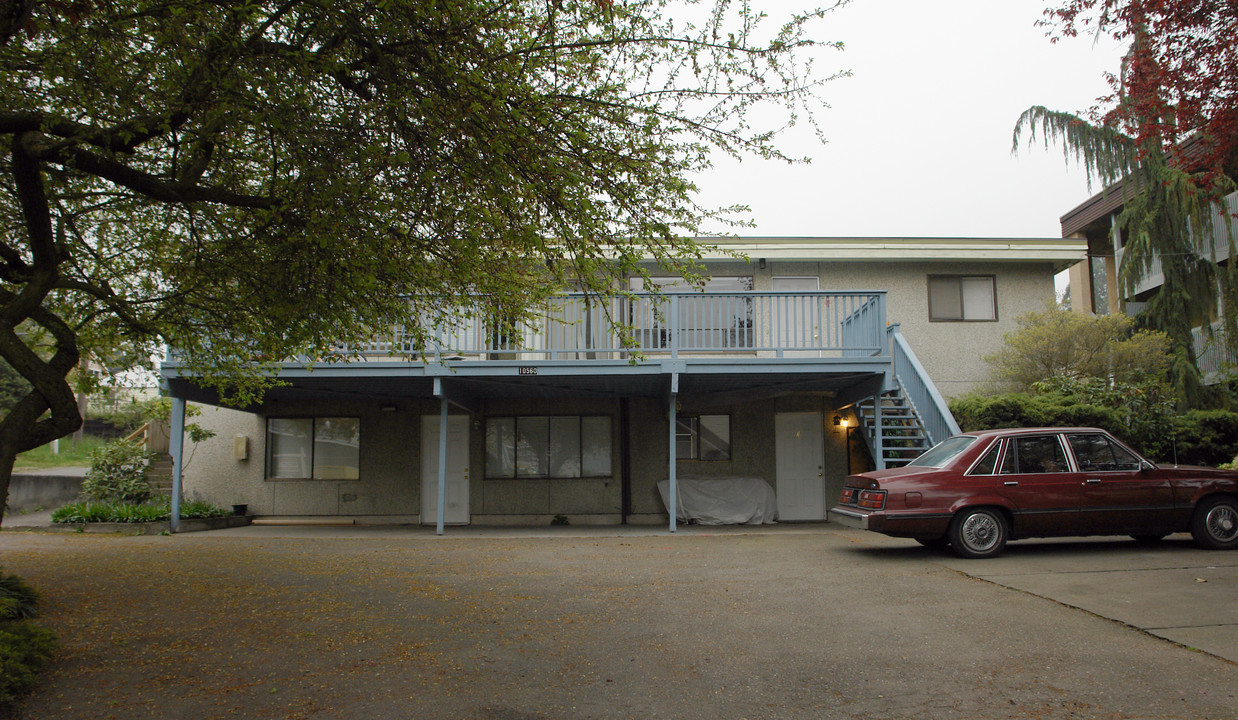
[656,477,778,525]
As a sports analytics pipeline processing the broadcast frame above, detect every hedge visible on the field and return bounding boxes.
[948,393,1238,466]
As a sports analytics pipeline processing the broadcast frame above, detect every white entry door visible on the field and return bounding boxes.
[420,414,470,525]
[775,412,825,521]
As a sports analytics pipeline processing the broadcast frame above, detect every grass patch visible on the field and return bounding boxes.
[52,498,232,524]
[14,435,110,470]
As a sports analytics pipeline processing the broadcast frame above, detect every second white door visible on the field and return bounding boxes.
[775,412,825,521]
[421,414,470,525]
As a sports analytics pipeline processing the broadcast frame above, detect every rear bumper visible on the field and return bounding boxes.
[829,507,873,530]
[831,506,954,538]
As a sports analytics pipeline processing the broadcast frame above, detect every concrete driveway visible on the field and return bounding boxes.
[0,523,1234,720]
[930,533,1238,664]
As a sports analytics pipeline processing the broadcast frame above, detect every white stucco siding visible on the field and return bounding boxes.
[181,405,267,512]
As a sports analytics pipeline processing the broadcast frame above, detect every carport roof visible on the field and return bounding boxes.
[162,356,889,412]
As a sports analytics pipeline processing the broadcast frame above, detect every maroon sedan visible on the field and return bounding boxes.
[830,427,1238,558]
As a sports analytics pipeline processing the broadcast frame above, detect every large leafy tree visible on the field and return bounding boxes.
[0,0,843,518]
[1014,0,1238,405]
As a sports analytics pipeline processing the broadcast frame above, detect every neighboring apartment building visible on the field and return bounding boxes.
[1063,187,1238,381]
[161,236,1083,530]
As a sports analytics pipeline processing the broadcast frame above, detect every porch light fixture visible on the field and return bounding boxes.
[758,258,767,270]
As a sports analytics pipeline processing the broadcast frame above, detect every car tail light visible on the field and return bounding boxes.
[857,489,887,510]
[840,487,858,505]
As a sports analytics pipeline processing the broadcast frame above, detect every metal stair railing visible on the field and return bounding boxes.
[887,323,961,446]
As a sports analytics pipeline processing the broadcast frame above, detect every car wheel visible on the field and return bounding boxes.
[1130,534,1169,543]
[948,508,1008,559]
[1191,497,1238,550]
[915,537,950,550]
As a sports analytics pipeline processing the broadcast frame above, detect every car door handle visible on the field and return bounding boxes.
[1003,481,1019,486]
[1084,478,1103,485]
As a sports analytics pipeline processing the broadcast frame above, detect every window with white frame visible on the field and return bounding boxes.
[485,416,612,478]
[265,417,360,480]
[676,414,731,460]
[928,275,997,321]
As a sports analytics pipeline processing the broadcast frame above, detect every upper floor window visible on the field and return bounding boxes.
[928,275,996,322]
[266,417,360,480]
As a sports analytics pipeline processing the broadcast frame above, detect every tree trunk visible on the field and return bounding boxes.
[0,132,84,523]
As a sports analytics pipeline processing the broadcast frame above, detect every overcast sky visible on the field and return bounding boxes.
[693,0,1128,239]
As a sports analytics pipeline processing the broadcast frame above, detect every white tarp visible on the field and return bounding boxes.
[656,477,778,525]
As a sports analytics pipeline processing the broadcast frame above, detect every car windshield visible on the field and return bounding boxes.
[906,435,977,468]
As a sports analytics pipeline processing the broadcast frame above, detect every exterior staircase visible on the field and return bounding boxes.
[145,453,174,495]
[857,389,932,468]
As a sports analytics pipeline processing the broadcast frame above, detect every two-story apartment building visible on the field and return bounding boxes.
[160,236,1084,531]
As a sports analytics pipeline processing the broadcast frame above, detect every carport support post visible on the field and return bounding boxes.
[169,397,186,533]
[436,398,449,536]
[872,392,885,471]
[668,388,678,534]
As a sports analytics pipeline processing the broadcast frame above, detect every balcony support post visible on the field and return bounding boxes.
[872,391,885,471]
[169,396,185,533]
[435,397,449,536]
[667,372,679,533]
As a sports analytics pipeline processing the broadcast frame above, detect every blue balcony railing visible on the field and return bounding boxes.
[346,290,888,361]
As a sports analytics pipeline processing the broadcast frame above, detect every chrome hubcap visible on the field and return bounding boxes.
[1206,505,1238,542]
[962,513,1000,551]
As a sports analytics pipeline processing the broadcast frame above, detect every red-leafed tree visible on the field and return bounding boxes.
[1048,0,1238,183]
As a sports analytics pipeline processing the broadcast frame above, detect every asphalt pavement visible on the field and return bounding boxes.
[1,521,1234,720]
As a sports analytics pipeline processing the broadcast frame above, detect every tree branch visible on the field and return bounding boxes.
[25,134,278,209]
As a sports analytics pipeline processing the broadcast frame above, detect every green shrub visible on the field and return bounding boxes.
[52,498,232,524]
[949,386,1238,465]
[81,440,154,504]
[1168,410,1238,467]
[949,393,1049,430]
[0,621,57,705]
[0,569,56,706]
[0,572,41,621]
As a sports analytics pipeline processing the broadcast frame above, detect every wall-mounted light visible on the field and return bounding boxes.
[758,258,767,270]
[833,415,849,428]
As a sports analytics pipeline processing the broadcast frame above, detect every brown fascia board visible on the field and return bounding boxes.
[1059,134,1215,238]
[1060,179,1128,237]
